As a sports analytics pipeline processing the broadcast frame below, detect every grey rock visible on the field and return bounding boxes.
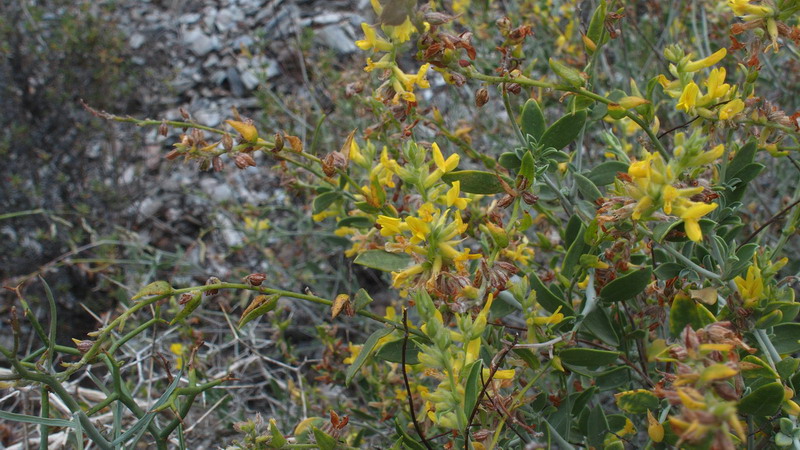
[226,67,245,97]
[240,69,260,90]
[129,32,146,49]
[316,24,358,54]
[183,27,218,56]
[180,13,202,25]
[139,197,164,218]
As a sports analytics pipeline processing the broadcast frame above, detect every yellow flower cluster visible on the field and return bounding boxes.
[623,136,723,241]
[354,1,431,105]
[658,47,745,121]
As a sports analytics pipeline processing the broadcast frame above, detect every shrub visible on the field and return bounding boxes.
[3,0,800,448]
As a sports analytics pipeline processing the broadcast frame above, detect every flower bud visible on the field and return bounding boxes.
[507,83,522,95]
[72,338,94,354]
[273,133,284,152]
[475,87,489,107]
[234,153,256,169]
[159,120,168,137]
[212,156,224,172]
[522,192,539,205]
[222,133,233,152]
[497,194,514,208]
[165,149,181,160]
[244,273,267,286]
[205,277,221,296]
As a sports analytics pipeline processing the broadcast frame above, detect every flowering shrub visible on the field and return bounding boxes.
[4,0,800,448]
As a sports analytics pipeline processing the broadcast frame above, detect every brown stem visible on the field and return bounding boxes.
[402,308,433,450]
[464,335,519,450]
[739,196,800,249]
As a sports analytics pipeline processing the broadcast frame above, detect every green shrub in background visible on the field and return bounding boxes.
[4,0,800,448]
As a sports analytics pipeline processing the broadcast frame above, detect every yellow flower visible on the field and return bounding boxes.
[394,64,431,91]
[406,216,430,243]
[728,0,773,18]
[392,263,424,287]
[719,99,745,120]
[677,81,699,112]
[676,201,717,242]
[355,23,393,52]
[244,216,270,231]
[433,142,459,173]
[377,215,407,236]
[312,210,337,222]
[691,144,725,166]
[734,264,764,307]
[446,181,470,210]
[386,16,417,43]
[482,368,516,380]
[170,343,185,369]
[418,202,438,222]
[532,306,565,325]
[702,67,730,102]
[662,185,703,215]
[343,342,363,365]
[684,48,727,72]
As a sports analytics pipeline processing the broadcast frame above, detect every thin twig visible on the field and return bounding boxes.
[739,197,800,248]
[464,335,519,450]
[402,308,433,450]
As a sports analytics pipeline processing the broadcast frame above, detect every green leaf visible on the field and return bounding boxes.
[337,216,374,229]
[562,225,587,278]
[559,348,620,367]
[725,141,757,183]
[586,161,628,186]
[353,289,373,312]
[238,294,279,328]
[170,291,203,325]
[132,281,173,301]
[741,355,779,380]
[587,0,608,50]
[394,421,427,450]
[463,360,483,419]
[311,427,337,450]
[530,271,573,315]
[0,410,76,428]
[111,369,184,447]
[669,296,705,337]
[564,214,583,249]
[574,173,602,201]
[549,58,585,87]
[652,220,681,243]
[540,110,588,150]
[587,406,609,449]
[521,99,546,142]
[738,382,784,416]
[600,268,652,302]
[312,191,340,214]
[654,262,682,280]
[582,307,620,346]
[353,250,412,272]
[441,170,506,194]
[269,420,288,447]
[596,366,632,391]
[374,338,420,364]
[345,327,394,385]
[519,151,536,181]
[771,323,800,354]
[498,152,521,170]
[615,389,659,414]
